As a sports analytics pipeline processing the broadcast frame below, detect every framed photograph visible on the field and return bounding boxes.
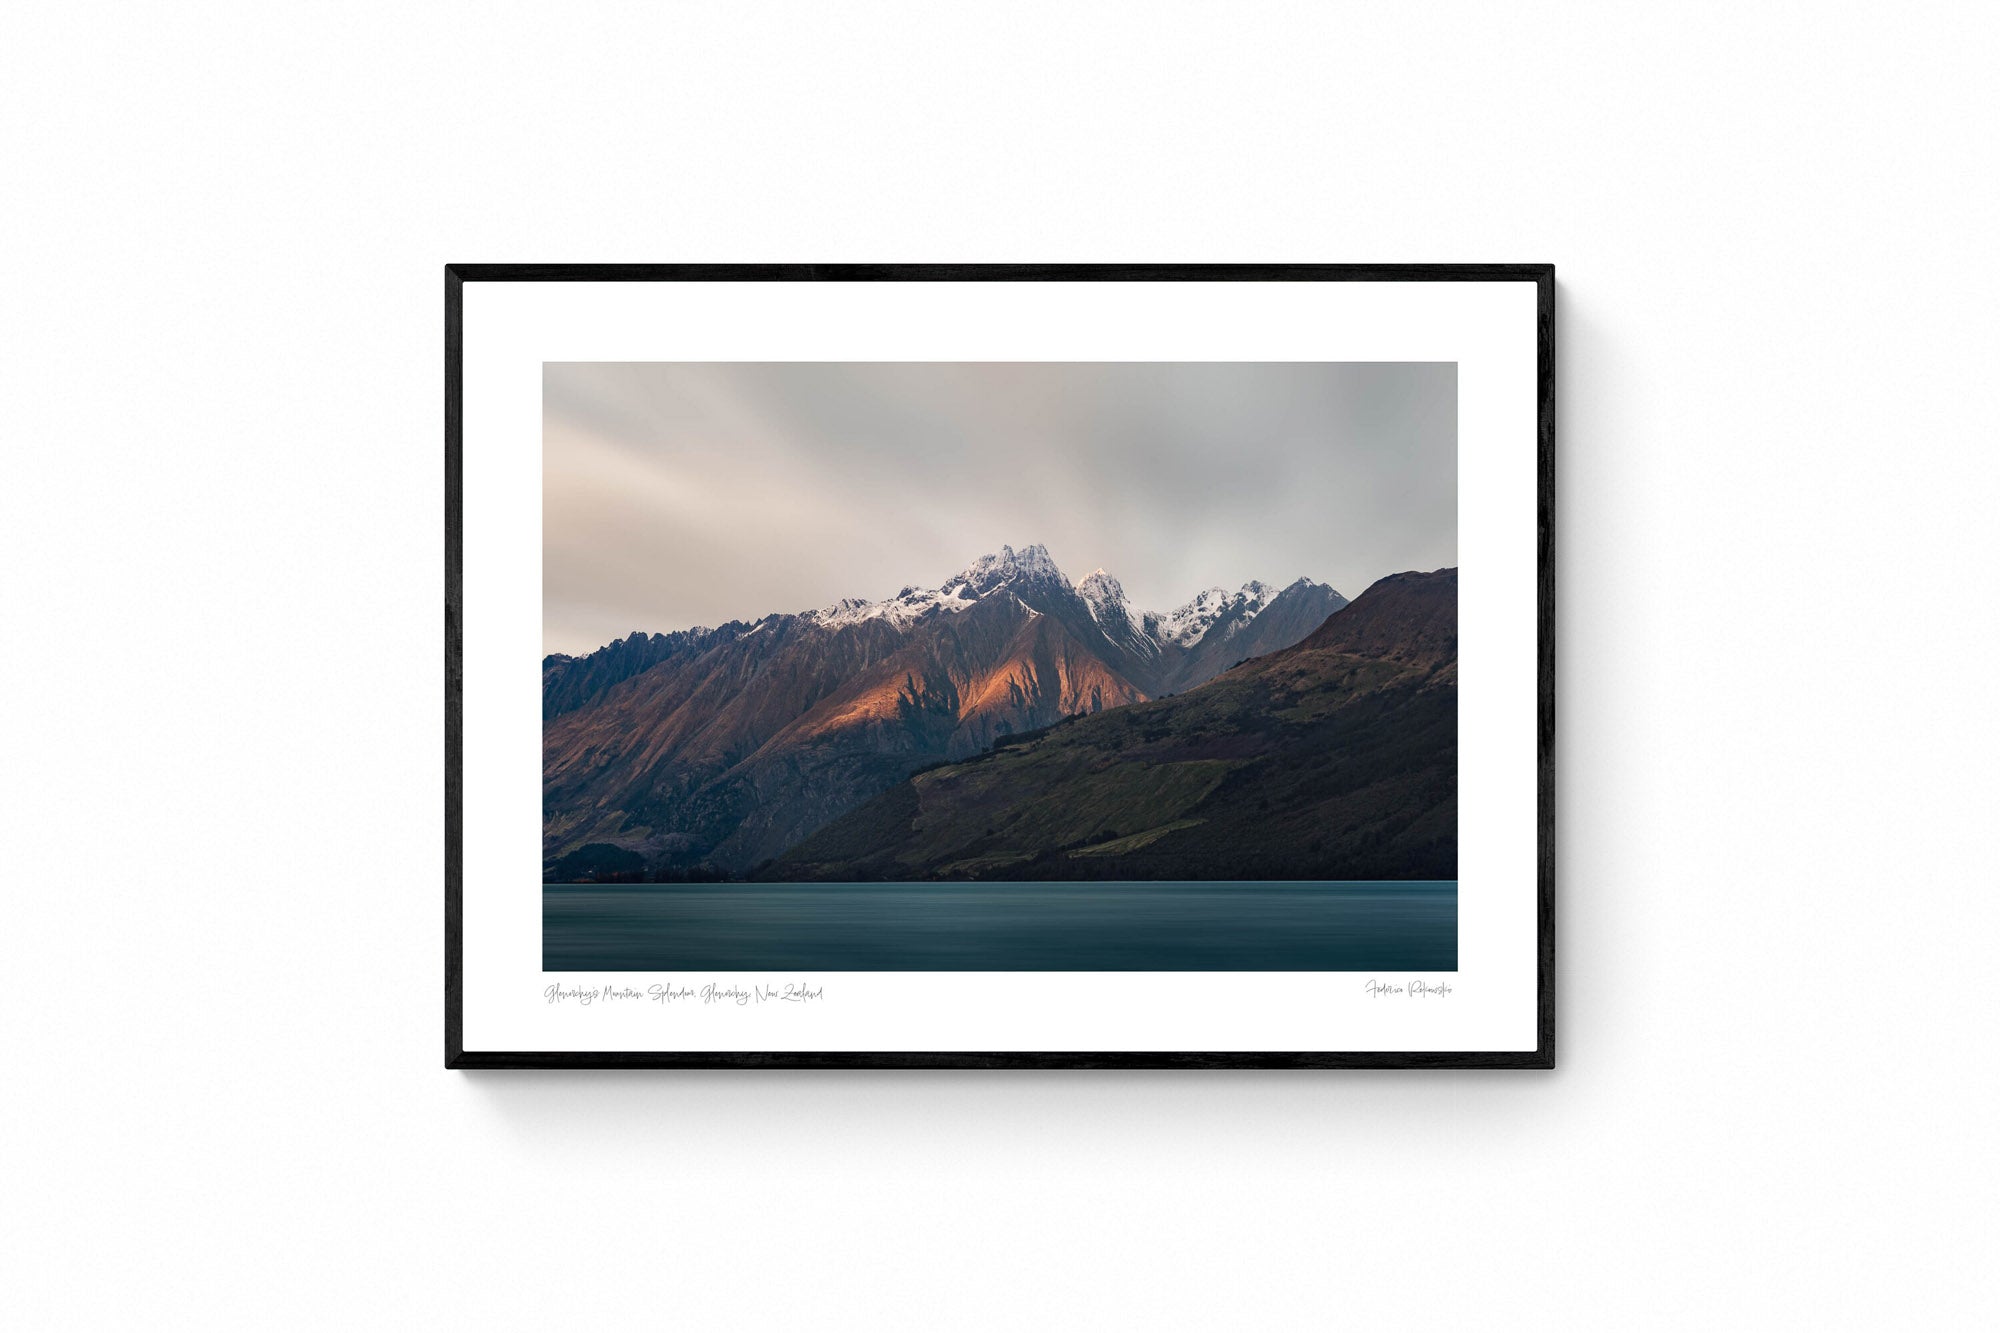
[447,264,1552,1069]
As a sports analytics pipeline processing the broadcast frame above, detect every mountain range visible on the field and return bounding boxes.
[542,544,1353,878]
[773,567,1457,882]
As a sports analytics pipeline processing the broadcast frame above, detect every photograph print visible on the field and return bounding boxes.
[541,360,1459,973]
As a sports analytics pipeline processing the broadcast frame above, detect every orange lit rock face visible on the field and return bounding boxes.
[951,613,1148,749]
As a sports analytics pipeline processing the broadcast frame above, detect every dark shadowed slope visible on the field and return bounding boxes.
[543,623,755,720]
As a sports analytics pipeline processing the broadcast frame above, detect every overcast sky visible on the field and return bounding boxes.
[544,362,1456,656]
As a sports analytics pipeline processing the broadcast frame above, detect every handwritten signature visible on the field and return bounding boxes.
[1364,979,1454,999]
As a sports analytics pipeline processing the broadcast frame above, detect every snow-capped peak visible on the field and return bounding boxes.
[1158,587,1230,646]
[1157,579,1282,647]
[949,542,1068,597]
[803,543,1064,630]
[1076,567,1143,640]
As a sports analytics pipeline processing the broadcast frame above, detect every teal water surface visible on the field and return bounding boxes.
[543,881,1456,972]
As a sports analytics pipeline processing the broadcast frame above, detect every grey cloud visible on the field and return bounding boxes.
[544,362,1455,656]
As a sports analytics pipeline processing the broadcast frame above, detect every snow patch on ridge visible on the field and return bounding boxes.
[805,585,974,629]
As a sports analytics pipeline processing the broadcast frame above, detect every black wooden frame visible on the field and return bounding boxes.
[446,263,1554,1070]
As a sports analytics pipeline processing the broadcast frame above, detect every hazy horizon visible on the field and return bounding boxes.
[544,361,1456,657]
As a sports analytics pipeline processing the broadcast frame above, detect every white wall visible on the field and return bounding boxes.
[3,3,1993,1328]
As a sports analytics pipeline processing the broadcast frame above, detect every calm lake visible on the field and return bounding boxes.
[544,881,1456,972]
